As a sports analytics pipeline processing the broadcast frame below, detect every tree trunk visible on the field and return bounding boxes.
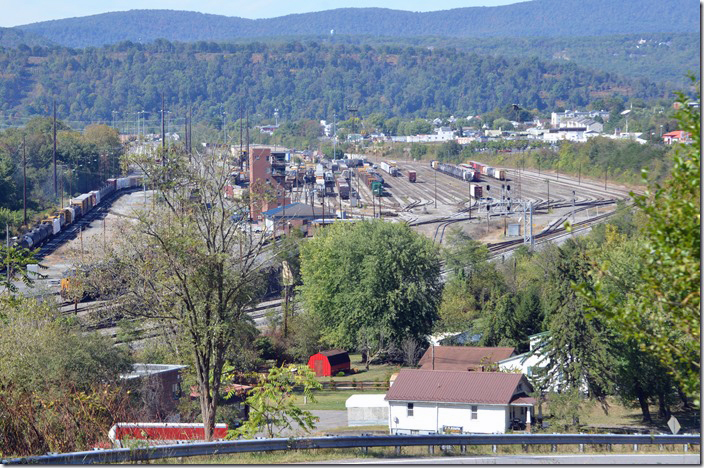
[657,393,669,419]
[676,386,691,410]
[636,387,652,423]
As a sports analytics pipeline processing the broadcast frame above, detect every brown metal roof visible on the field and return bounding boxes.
[509,394,536,405]
[384,369,531,405]
[418,346,516,371]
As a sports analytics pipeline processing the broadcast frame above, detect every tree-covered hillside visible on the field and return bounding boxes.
[14,0,698,48]
[0,40,668,125]
[0,27,51,48]
[335,33,699,89]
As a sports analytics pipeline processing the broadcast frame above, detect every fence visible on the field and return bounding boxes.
[318,380,390,391]
[2,433,699,464]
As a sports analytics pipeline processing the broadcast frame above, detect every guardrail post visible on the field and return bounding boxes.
[579,443,584,453]
[608,443,612,452]
[522,443,528,453]
[633,444,638,452]
[395,446,401,456]
[659,444,664,451]
[492,444,497,453]
[684,444,689,453]
[461,445,466,454]
[362,446,368,455]
[428,445,435,455]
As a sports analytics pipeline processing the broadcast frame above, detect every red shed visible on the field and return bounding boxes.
[308,350,351,377]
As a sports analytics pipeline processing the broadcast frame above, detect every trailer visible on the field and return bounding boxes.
[408,170,417,183]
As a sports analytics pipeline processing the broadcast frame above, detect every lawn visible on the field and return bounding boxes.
[292,389,387,411]
[309,353,403,382]
[542,397,700,433]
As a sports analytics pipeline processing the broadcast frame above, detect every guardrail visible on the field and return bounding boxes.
[2,433,699,464]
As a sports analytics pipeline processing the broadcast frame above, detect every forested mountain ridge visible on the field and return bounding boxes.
[0,41,668,124]
[14,0,698,49]
[0,27,51,48]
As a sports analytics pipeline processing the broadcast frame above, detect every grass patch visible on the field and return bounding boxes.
[312,353,402,383]
[293,389,386,411]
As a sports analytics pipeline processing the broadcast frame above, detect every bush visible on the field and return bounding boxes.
[336,371,345,377]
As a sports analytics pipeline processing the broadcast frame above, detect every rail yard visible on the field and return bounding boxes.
[15,148,635,345]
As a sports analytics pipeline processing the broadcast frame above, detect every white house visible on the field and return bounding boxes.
[385,370,534,435]
[346,394,389,426]
[498,333,548,378]
[498,332,588,394]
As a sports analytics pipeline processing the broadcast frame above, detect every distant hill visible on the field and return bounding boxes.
[0,27,51,48]
[14,0,699,48]
[0,40,668,124]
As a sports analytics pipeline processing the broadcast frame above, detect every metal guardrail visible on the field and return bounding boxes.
[2,433,699,464]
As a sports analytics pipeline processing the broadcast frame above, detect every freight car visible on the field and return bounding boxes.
[470,184,483,199]
[13,175,143,251]
[408,170,417,183]
[336,178,350,199]
[434,162,477,182]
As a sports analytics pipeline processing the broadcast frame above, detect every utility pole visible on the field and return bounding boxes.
[332,112,337,159]
[578,163,581,185]
[468,181,471,221]
[161,93,166,155]
[604,164,608,191]
[546,179,550,211]
[434,169,437,209]
[572,190,576,232]
[53,99,57,199]
[22,135,27,227]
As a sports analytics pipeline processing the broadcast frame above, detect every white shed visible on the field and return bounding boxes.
[345,394,389,427]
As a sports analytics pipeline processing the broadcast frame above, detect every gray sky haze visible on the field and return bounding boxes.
[0,0,525,27]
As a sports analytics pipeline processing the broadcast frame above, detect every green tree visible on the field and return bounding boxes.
[585,85,700,405]
[0,296,134,455]
[92,147,270,440]
[539,239,615,404]
[299,220,441,351]
[230,364,321,439]
[0,244,44,295]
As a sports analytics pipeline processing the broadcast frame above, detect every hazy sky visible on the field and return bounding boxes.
[0,0,524,27]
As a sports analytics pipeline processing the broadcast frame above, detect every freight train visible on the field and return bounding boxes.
[380,160,401,177]
[467,160,505,180]
[429,160,479,182]
[14,175,143,250]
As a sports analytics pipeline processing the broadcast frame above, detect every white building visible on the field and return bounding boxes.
[551,110,609,127]
[498,333,548,378]
[385,370,534,435]
[346,394,389,426]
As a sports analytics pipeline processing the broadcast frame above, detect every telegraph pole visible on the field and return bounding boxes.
[546,179,550,211]
[53,99,57,199]
[434,169,437,209]
[604,164,608,191]
[578,163,581,185]
[161,93,166,154]
[22,135,27,226]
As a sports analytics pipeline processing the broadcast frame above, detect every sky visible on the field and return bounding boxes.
[0,0,524,27]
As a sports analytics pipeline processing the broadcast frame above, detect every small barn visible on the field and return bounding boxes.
[308,350,351,377]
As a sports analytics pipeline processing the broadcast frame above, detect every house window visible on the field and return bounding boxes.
[407,403,414,417]
[471,405,478,420]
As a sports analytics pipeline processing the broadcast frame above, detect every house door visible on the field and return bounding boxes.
[313,359,323,376]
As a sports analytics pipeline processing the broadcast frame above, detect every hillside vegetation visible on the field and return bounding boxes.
[13,0,698,48]
[0,41,667,124]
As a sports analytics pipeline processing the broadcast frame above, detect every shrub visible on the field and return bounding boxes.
[336,371,345,377]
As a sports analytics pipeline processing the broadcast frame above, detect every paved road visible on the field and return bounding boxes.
[332,453,700,464]
[256,410,348,438]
